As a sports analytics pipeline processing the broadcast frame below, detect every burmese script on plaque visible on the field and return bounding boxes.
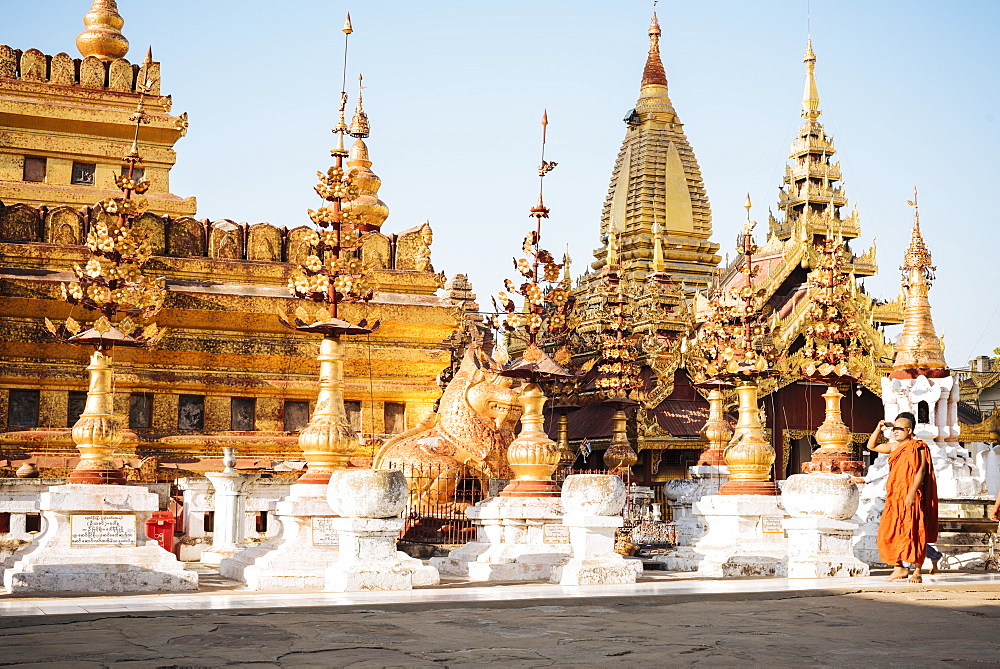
[312,517,340,546]
[761,516,784,534]
[543,523,571,543]
[70,514,137,546]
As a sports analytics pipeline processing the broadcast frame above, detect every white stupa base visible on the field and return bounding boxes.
[549,512,640,585]
[431,496,572,581]
[785,517,870,578]
[4,484,197,593]
[219,483,338,591]
[325,517,439,592]
[691,494,788,577]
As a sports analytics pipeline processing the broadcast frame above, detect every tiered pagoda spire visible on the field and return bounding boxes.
[891,196,947,377]
[342,75,389,231]
[770,39,861,244]
[593,13,719,290]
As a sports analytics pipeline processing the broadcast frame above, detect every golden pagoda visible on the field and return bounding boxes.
[587,13,720,289]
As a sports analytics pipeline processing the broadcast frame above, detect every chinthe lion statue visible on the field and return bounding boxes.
[373,347,522,511]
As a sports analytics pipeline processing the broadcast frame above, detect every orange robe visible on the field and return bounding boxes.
[878,439,938,565]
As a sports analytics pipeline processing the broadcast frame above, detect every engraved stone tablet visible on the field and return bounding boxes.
[70,514,137,546]
[543,523,570,544]
[312,517,339,546]
[761,516,784,534]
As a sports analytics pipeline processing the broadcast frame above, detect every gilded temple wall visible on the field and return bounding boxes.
[0,202,461,478]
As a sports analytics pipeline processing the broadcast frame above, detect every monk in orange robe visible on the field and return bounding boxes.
[866,411,938,583]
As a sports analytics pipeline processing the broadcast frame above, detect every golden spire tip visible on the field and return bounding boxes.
[76,0,129,61]
[343,12,353,34]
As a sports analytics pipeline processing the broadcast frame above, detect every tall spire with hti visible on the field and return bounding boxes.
[891,189,948,377]
[592,10,718,291]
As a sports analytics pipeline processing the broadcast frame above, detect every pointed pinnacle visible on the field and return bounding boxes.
[143,46,153,68]
[343,12,353,34]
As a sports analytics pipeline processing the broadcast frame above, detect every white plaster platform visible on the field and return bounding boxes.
[3,484,197,593]
[690,494,789,577]
[0,570,996,617]
[219,482,338,590]
[432,496,572,581]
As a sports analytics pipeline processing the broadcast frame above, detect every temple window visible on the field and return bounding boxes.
[384,402,405,434]
[22,156,46,182]
[917,400,930,424]
[177,394,205,430]
[255,511,268,533]
[67,390,87,426]
[70,161,96,185]
[0,512,9,534]
[203,511,214,533]
[282,400,309,432]
[345,400,362,431]
[129,393,153,428]
[231,397,255,431]
[25,513,41,533]
[7,389,39,427]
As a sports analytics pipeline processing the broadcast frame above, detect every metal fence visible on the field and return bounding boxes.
[385,463,675,548]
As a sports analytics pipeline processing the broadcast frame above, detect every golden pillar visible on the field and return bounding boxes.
[697,388,732,466]
[802,385,864,476]
[719,382,778,495]
[66,349,125,485]
[296,335,359,484]
[501,382,561,497]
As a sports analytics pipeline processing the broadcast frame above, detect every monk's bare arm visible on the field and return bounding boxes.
[867,422,892,454]
[905,449,928,505]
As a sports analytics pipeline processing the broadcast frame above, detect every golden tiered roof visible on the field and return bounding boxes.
[591,13,719,290]
[769,40,862,246]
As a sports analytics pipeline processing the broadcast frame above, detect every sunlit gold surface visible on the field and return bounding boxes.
[719,382,778,495]
[504,383,560,492]
[697,388,732,466]
[892,207,946,374]
[296,336,358,483]
[802,385,864,476]
[76,0,129,61]
[66,349,124,484]
[603,409,638,472]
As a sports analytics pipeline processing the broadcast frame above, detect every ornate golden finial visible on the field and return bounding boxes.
[333,13,353,154]
[893,187,946,374]
[76,0,129,61]
[802,37,822,120]
[343,12,353,34]
[641,12,667,88]
[349,74,370,138]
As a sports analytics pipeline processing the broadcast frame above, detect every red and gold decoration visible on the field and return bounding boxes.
[595,270,642,474]
[44,51,165,484]
[691,198,779,495]
[277,15,378,484]
[491,111,576,497]
[798,210,865,476]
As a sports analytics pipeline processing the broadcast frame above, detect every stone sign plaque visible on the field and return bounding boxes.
[312,517,339,546]
[70,514,137,546]
[761,516,784,534]
[543,523,570,544]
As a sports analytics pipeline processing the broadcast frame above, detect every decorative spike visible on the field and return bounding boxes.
[349,74,370,138]
[343,12,353,34]
[641,12,667,88]
[802,37,822,120]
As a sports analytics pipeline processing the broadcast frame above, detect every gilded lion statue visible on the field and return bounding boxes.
[373,347,522,510]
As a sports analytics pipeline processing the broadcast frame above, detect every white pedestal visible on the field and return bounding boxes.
[431,496,572,581]
[691,494,788,577]
[325,517,439,592]
[219,482,338,590]
[550,512,641,585]
[201,472,259,566]
[4,484,197,593]
[655,465,730,572]
[785,517,870,578]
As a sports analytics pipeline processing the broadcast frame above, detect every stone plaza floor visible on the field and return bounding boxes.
[0,569,998,666]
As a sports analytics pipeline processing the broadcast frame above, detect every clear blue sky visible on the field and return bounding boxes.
[8,1,1000,367]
